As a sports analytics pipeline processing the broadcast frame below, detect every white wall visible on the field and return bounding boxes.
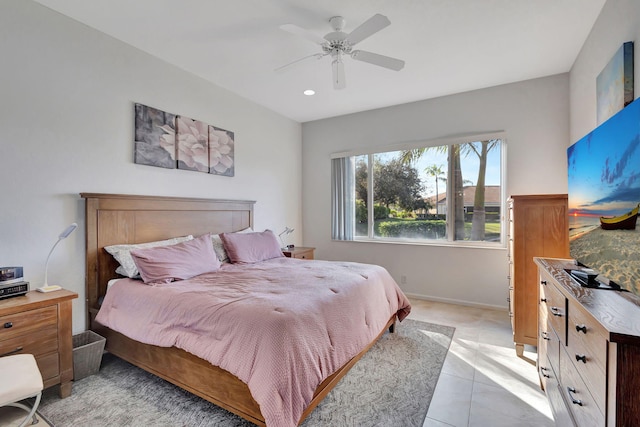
[570,0,640,142]
[0,1,302,332]
[302,75,570,309]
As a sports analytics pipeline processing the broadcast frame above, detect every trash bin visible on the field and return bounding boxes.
[72,330,106,380]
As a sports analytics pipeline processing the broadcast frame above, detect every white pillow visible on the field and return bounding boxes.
[105,235,194,278]
[211,227,253,263]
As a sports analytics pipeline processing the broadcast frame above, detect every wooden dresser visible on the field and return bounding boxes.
[535,258,640,426]
[507,194,569,356]
[0,289,78,397]
[282,247,315,260]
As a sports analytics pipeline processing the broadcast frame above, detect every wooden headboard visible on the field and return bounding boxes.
[80,193,255,327]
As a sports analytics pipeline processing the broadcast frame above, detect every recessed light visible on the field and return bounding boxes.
[303,89,315,96]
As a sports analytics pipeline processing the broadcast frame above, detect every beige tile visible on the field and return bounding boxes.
[441,337,478,380]
[423,416,456,426]
[426,373,473,427]
[469,381,554,426]
[409,297,554,427]
[473,342,542,392]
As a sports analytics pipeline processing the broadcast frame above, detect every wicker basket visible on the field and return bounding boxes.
[72,330,106,380]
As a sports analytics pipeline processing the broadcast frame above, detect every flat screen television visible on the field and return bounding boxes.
[567,96,640,295]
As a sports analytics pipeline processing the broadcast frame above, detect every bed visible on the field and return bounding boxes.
[81,193,410,426]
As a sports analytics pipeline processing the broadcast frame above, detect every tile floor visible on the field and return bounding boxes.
[407,298,555,427]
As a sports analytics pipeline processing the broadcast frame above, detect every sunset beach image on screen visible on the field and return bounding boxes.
[567,97,640,294]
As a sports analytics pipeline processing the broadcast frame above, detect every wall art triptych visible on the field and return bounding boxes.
[134,103,235,177]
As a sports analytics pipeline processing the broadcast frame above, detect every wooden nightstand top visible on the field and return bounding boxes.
[0,289,77,314]
[282,246,315,260]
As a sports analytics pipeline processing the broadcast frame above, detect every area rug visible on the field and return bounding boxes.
[39,319,454,426]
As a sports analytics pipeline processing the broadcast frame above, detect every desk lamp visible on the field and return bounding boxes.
[39,222,77,292]
[278,227,294,250]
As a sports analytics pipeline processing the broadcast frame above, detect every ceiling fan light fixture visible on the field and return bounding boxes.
[278,13,403,90]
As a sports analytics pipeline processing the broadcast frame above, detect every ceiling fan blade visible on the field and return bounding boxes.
[279,24,327,45]
[351,50,405,71]
[345,14,391,45]
[274,53,326,73]
[332,59,346,89]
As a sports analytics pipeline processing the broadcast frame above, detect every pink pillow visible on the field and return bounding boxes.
[220,230,284,264]
[131,233,221,284]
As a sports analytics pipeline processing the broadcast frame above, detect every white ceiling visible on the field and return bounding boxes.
[34,0,605,123]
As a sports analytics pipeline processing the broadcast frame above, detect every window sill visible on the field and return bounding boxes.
[336,237,507,250]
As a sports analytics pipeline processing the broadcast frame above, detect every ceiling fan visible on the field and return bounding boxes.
[277,14,405,90]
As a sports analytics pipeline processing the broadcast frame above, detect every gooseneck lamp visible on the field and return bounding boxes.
[278,227,294,249]
[43,223,77,287]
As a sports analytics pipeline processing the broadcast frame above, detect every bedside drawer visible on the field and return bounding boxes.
[283,247,315,260]
[0,326,58,357]
[0,305,57,341]
[292,252,313,259]
[37,351,60,381]
[0,289,77,398]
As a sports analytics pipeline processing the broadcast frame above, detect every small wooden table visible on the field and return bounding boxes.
[0,289,78,397]
[282,247,315,260]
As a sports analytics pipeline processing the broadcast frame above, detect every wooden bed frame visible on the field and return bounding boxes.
[81,193,395,426]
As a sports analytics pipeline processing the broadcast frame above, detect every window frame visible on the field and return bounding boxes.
[331,131,508,249]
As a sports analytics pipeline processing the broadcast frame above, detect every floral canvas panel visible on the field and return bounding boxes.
[209,125,235,176]
[176,116,209,173]
[134,103,176,169]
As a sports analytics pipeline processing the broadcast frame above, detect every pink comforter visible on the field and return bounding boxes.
[96,257,411,427]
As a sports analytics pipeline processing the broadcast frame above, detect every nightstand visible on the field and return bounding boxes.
[282,247,315,260]
[0,289,78,398]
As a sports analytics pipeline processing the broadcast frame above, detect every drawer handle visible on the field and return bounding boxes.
[540,298,547,303]
[575,354,587,363]
[3,322,12,329]
[541,280,547,286]
[0,346,23,357]
[541,331,551,341]
[540,366,550,378]
[567,387,583,406]
[550,306,563,317]
[575,324,587,334]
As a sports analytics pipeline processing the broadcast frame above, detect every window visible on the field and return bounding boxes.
[331,135,505,246]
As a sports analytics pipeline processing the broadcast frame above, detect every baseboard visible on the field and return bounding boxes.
[404,292,508,312]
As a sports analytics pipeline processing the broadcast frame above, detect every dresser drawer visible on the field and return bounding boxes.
[539,282,549,330]
[37,351,60,382]
[0,326,58,357]
[544,355,576,427]
[538,305,550,363]
[547,325,561,377]
[542,279,567,344]
[566,300,607,413]
[560,348,605,426]
[0,305,57,341]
